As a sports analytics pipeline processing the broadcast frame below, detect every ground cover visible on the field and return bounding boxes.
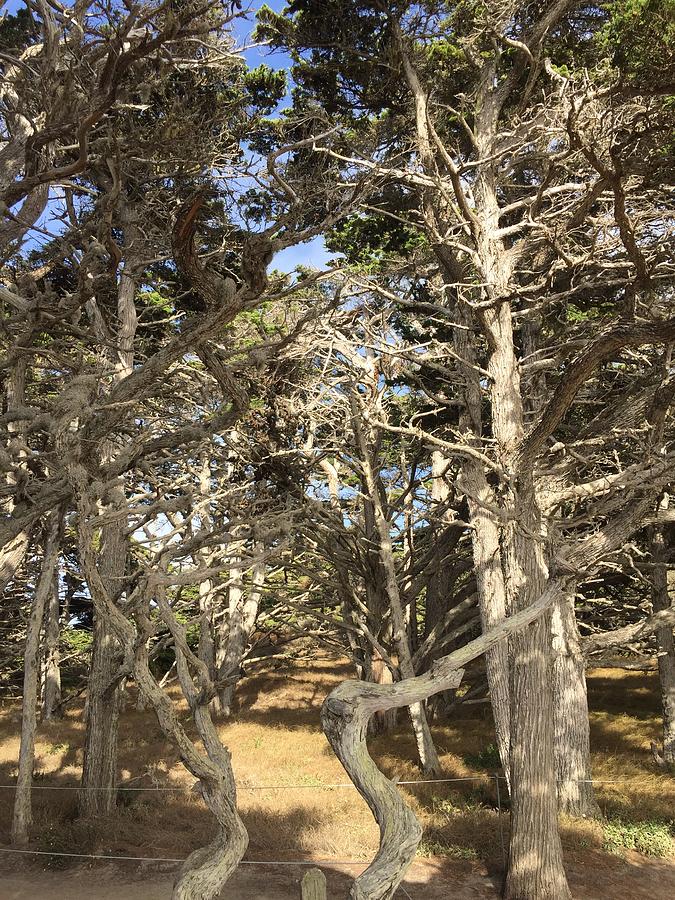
[0,659,672,897]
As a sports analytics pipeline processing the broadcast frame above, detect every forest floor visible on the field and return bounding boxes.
[0,658,674,898]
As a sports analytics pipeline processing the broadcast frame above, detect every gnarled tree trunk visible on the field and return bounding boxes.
[322,663,464,900]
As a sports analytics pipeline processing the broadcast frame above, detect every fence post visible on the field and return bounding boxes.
[301,867,327,899]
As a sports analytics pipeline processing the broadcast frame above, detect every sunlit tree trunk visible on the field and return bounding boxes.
[217,536,265,716]
[12,511,62,844]
[552,593,599,816]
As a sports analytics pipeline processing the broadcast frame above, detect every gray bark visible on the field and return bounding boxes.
[11,511,62,845]
[322,664,464,900]
[80,222,137,816]
[73,479,248,900]
[78,513,125,817]
[217,538,265,716]
[321,575,571,900]
[650,522,675,766]
[42,571,62,720]
[552,595,599,817]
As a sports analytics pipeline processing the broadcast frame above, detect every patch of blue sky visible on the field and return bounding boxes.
[233,0,290,72]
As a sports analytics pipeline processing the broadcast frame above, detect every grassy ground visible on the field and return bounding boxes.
[0,658,673,874]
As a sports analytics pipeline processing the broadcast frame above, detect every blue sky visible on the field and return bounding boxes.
[1,0,333,271]
[234,2,335,272]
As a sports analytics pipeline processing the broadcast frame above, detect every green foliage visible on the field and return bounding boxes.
[327,210,426,271]
[244,64,287,113]
[61,628,92,655]
[463,743,502,771]
[139,289,174,315]
[602,819,674,857]
[0,6,34,53]
[599,0,675,83]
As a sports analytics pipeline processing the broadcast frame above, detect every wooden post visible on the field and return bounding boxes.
[301,868,327,900]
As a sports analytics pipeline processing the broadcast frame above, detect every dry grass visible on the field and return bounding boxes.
[0,658,673,871]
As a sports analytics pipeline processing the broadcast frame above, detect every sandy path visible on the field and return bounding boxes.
[2,854,675,900]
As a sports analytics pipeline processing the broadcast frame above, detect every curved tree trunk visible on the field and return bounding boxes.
[552,594,599,817]
[321,663,464,900]
[74,483,248,900]
[321,576,569,900]
[11,511,62,845]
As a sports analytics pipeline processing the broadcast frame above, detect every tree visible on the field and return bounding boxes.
[260,1,675,895]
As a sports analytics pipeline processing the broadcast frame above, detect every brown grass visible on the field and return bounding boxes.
[0,658,673,871]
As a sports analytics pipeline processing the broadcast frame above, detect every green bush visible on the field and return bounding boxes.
[463,743,502,770]
[602,819,673,857]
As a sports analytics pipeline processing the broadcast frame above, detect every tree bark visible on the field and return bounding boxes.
[322,662,464,900]
[552,594,599,817]
[354,400,442,777]
[320,576,570,900]
[73,480,248,900]
[42,571,62,720]
[448,298,512,782]
[11,511,62,845]
[79,213,138,817]
[78,513,125,817]
[479,298,570,898]
[650,522,675,766]
[217,537,265,716]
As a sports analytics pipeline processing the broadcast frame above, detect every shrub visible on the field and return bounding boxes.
[602,819,673,858]
[463,743,502,770]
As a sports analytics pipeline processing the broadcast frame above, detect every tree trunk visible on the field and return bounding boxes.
[650,522,675,766]
[465,486,511,783]
[0,531,30,596]
[80,223,138,817]
[321,571,570,900]
[449,298,512,781]
[481,299,570,898]
[197,456,216,679]
[552,594,599,817]
[506,602,571,899]
[217,536,264,716]
[322,662,464,900]
[2,351,31,594]
[354,403,442,777]
[79,509,125,817]
[42,571,62,720]
[368,648,397,736]
[11,512,62,845]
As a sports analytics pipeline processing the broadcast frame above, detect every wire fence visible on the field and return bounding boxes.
[0,772,511,879]
[1,772,665,873]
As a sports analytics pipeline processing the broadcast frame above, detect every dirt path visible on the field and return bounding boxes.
[1,854,674,900]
